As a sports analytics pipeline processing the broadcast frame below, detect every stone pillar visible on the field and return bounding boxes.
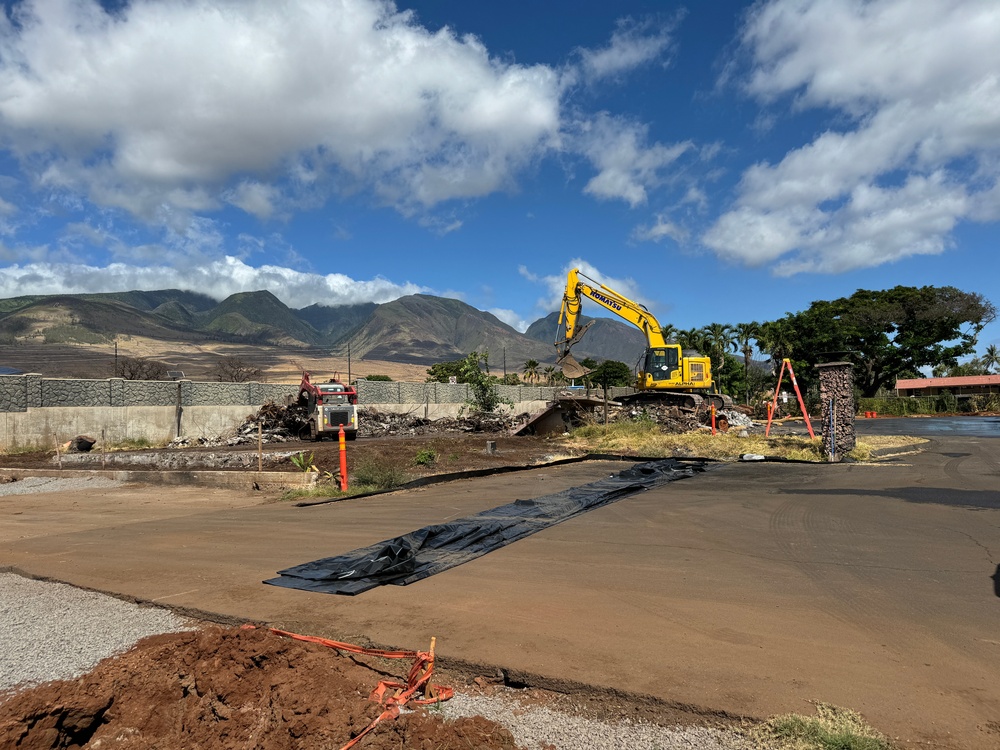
[816,362,856,461]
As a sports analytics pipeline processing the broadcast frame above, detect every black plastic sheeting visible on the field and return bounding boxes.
[264,458,705,596]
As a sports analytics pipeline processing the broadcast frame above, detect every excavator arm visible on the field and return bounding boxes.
[557,269,668,363]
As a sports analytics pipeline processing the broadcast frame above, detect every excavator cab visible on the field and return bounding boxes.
[643,346,680,383]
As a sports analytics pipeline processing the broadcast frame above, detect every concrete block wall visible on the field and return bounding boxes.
[353,379,633,405]
[0,372,636,450]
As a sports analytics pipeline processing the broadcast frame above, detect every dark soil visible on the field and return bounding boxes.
[0,626,519,750]
[0,434,577,479]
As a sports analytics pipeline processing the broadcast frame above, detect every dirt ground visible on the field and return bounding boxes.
[0,626,517,750]
[3,425,1000,749]
[0,433,575,481]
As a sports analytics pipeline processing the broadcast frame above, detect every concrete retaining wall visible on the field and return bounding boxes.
[1,405,271,451]
[0,373,636,450]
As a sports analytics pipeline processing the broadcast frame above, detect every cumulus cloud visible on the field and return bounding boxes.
[0,255,426,308]
[0,0,561,221]
[632,213,688,244]
[578,16,676,82]
[575,114,692,207]
[704,0,1000,274]
[487,307,528,333]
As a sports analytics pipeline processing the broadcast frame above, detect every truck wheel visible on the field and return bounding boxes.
[308,420,320,441]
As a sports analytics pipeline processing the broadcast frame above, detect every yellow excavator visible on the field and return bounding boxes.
[555,268,732,411]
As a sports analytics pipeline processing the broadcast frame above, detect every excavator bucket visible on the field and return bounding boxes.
[556,351,590,380]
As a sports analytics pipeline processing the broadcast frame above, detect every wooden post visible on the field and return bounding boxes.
[101,428,106,470]
[257,422,263,473]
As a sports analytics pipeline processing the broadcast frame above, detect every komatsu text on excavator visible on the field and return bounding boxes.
[556,268,732,411]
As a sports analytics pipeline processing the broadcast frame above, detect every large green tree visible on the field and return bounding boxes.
[761,286,996,397]
[588,360,633,388]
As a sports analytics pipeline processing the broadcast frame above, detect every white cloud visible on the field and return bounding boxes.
[576,114,692,207]
[0,255,426,308]
[705,0,1000,274]
[578,17,675,82]
[633,214,688,244]
[0,0,561,221]
[487,307,528,332]
[224,181,282,220]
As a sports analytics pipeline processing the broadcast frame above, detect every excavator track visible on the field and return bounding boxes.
[618,391,733,412]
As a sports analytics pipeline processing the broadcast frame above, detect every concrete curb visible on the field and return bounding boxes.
[0,467,316,491]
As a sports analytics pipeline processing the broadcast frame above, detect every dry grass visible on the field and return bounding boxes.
[747,702,894,750]
[562,422,926,463]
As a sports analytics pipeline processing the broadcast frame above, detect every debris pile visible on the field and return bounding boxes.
[168,404,527,448]
[551,400,759,435]
[169,402,310,448]
[358,408,525,437]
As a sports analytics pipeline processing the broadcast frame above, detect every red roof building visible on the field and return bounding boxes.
[895,375,1000,398]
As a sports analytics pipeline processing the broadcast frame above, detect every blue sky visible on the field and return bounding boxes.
[0,0,998,356]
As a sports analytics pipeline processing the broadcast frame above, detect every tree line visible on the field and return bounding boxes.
[427,284,997,408]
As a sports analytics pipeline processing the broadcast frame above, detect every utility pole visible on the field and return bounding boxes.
[503,347,506,381]
[347,341,351,384]
[114,340,118,376]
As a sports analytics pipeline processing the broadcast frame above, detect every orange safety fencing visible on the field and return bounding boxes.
[244,625,454,750]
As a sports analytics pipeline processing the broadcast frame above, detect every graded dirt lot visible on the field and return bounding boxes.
[2,424,1000,748]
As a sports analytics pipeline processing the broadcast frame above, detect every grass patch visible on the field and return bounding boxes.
[0,443,47,456]
[414,448,437,466]
[750,703,893,750]
[564,421,824,461]
[562,422,924,463]
[104,437,167,452]
[352,456,409,490]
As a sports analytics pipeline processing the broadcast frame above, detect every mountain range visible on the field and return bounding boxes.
[0,289,647,368]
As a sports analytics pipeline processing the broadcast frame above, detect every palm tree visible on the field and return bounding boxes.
[677,328,706,353]
[985,344,1000,374]
[522,359,540,384]
[543,365,556,385]
[659,323,679,343]
[757,320,795,372]
[702,322,737,387]
[733,322,761,404]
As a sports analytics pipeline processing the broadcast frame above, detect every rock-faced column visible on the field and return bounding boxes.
[816,362,856,461]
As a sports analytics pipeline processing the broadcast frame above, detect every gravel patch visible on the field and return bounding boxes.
[0,476,123,496]
[1,575,754,748]
[0,573,192,693]
[443,692,753,750]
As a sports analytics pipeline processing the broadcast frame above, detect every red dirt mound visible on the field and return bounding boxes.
[0,626,518,750]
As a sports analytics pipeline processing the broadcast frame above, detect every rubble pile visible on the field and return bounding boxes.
[605,402,705,433]
[358,408,526,437]
[577,402,758,434]
[169,404,528,448]
[169,402,310,448]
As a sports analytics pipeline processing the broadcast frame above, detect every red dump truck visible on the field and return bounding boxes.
[297,372,358,441]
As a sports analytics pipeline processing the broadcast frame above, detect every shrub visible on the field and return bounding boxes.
[414,449,437,466]
[352,457,408,490]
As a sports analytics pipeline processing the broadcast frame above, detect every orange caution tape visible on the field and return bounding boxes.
[250,626,454,750]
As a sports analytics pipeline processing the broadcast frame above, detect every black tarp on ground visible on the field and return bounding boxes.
[264,458,705,596]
